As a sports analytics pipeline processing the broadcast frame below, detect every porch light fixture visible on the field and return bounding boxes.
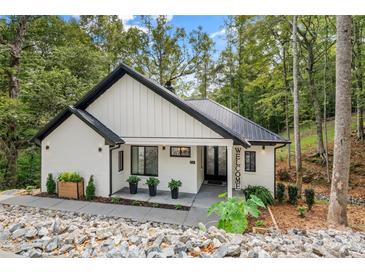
[262,145,265,150]
[162,146,166,150]
[98,147,102,152]
[45,145,50,150]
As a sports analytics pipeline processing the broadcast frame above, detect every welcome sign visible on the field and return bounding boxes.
[234,147,242,190]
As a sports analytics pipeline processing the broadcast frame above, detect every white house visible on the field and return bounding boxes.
[32,63,289,198]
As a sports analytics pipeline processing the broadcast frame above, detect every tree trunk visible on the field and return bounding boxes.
[355,20,364,142]
[283,45,291,168]
[328,15,352,226]
[292,16,303,195]
[307,48,325,157]
[323,17,330,183]
[6,15,29,99]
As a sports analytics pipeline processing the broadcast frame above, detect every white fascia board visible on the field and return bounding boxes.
[122,137,233,146]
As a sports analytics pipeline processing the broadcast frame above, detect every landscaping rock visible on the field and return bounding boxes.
[37,227,48,237]
[45,238,58,252]
[25,228,38,238]
[12,228,26,239]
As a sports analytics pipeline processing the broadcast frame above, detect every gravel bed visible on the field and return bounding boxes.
[0,204,364,258]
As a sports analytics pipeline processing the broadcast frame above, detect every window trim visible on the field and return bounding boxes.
[244,151,256,172]
[170,146,191,158]
[131,145,158,176]
[118,151,124,172]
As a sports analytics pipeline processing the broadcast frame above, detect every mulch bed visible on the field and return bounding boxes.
[36,192,190,211]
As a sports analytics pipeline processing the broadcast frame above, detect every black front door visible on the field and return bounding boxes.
[204,146,227,182]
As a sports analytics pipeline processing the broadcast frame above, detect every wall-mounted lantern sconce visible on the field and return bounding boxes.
[98,147,102,152]
[45,145,50,150]
[262,145,265,150]
[162,146,166,150]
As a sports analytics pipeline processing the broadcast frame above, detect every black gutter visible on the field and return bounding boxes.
[109,144,121,196]
[274,143,287,198]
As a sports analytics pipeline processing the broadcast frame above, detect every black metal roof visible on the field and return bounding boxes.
[185,99,289,144]
[31,106,124,146]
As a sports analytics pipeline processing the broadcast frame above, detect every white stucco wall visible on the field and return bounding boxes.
[111,145,204,194]
[41,115,110,197]
[86,74,223,139]
[233,145,275,193]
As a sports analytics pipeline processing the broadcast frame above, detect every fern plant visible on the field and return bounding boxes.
[243,185,274,206]
[208,193,265,234]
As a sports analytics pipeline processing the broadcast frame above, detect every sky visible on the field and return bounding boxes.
[64,15,228,55]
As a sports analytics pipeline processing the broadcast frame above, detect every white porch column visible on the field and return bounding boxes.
[227,144,233,198]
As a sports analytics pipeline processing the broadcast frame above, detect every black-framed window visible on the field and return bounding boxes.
[245,151,256,172]
[118,151,124,171]
[170,146,191,157]
[131,146,158,176]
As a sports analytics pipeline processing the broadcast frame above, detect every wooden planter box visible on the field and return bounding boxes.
[58,181,84,199]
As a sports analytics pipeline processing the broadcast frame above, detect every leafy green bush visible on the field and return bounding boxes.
[288,185,298,205]
[168,179,182,190]
[276,183,285,203]
[255,220,265,227]
[58,172,83,183]
[297,205,307,218]
[111,197,120,204]
[126,175,141,185]
[85,175,96,200]
[16,150,41,188]
[25,185,35,195]
[208,192,265,234]
[146,177,160,186]
[46,173,56,194]
[304,188,315,210]
[243,185,274,206]
[277,168,290,181]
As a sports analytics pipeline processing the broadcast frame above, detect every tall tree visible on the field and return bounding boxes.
[328,15,352,226]
[292,16,303,194]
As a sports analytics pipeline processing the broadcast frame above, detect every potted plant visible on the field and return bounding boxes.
[57,172,84,199]
[127,175,141,194]
[168,179,182,199]
[146,177,160,196]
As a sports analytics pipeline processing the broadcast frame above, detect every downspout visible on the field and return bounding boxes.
[274,143,287,199]
[109,144,121,196]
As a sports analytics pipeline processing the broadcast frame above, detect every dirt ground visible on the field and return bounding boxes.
[276,136,365,199]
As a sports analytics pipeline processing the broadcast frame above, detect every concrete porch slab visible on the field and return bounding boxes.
[113,187,151,202]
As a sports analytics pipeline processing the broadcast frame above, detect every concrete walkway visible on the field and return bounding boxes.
[0,193,219,227]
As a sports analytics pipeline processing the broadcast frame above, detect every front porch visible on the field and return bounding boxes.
[112,183,243,208]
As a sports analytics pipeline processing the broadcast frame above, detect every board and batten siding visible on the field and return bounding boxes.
[87,74,223,139]
[41,114,110,197]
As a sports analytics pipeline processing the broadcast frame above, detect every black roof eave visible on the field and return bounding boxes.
[31,106,124,146]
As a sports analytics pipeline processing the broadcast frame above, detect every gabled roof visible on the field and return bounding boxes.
[185,99,290,144]
[31,106,124,146]
[73,62,250,147]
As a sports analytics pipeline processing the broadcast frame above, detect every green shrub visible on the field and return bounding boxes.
[175,204,183,210]
[16,150,41,188]
[276,183,285,203]
[46,173,56,194]
[255,220,265,227]
[168,179,182,190]
[243,185,274,206]
[85,175,96,200]
[131,200,142,206]
[111,197,120,204]
[208,192,265,234]
[277,168,290,181]
[304,188,315,210]
[297,205,307,218]
[25,185,35,195]
[126,175,141,185]
[288,185,298,205]
[146,177,160,186]
[58,172,83,183]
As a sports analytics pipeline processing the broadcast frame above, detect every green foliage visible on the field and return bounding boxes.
[145,177,160,186]
[131,200,142,206]
[111,197,120,204]
[208,192,265,234]
[168,179,182,190]
[152,203,159,208]
[304,188,315,210]
[16,149,40,188]
[297,206,307,218]
[126,175,141,185]
[25,185,35,194]
[276,183,286,203]
[175,204,183,210]
[243,185,274,206]
[85,175,96,200]
[255,220,265,227]
[46,173,56,194]
[277,169,290,181]
[288,185,298,205]
[58,172,83,183]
